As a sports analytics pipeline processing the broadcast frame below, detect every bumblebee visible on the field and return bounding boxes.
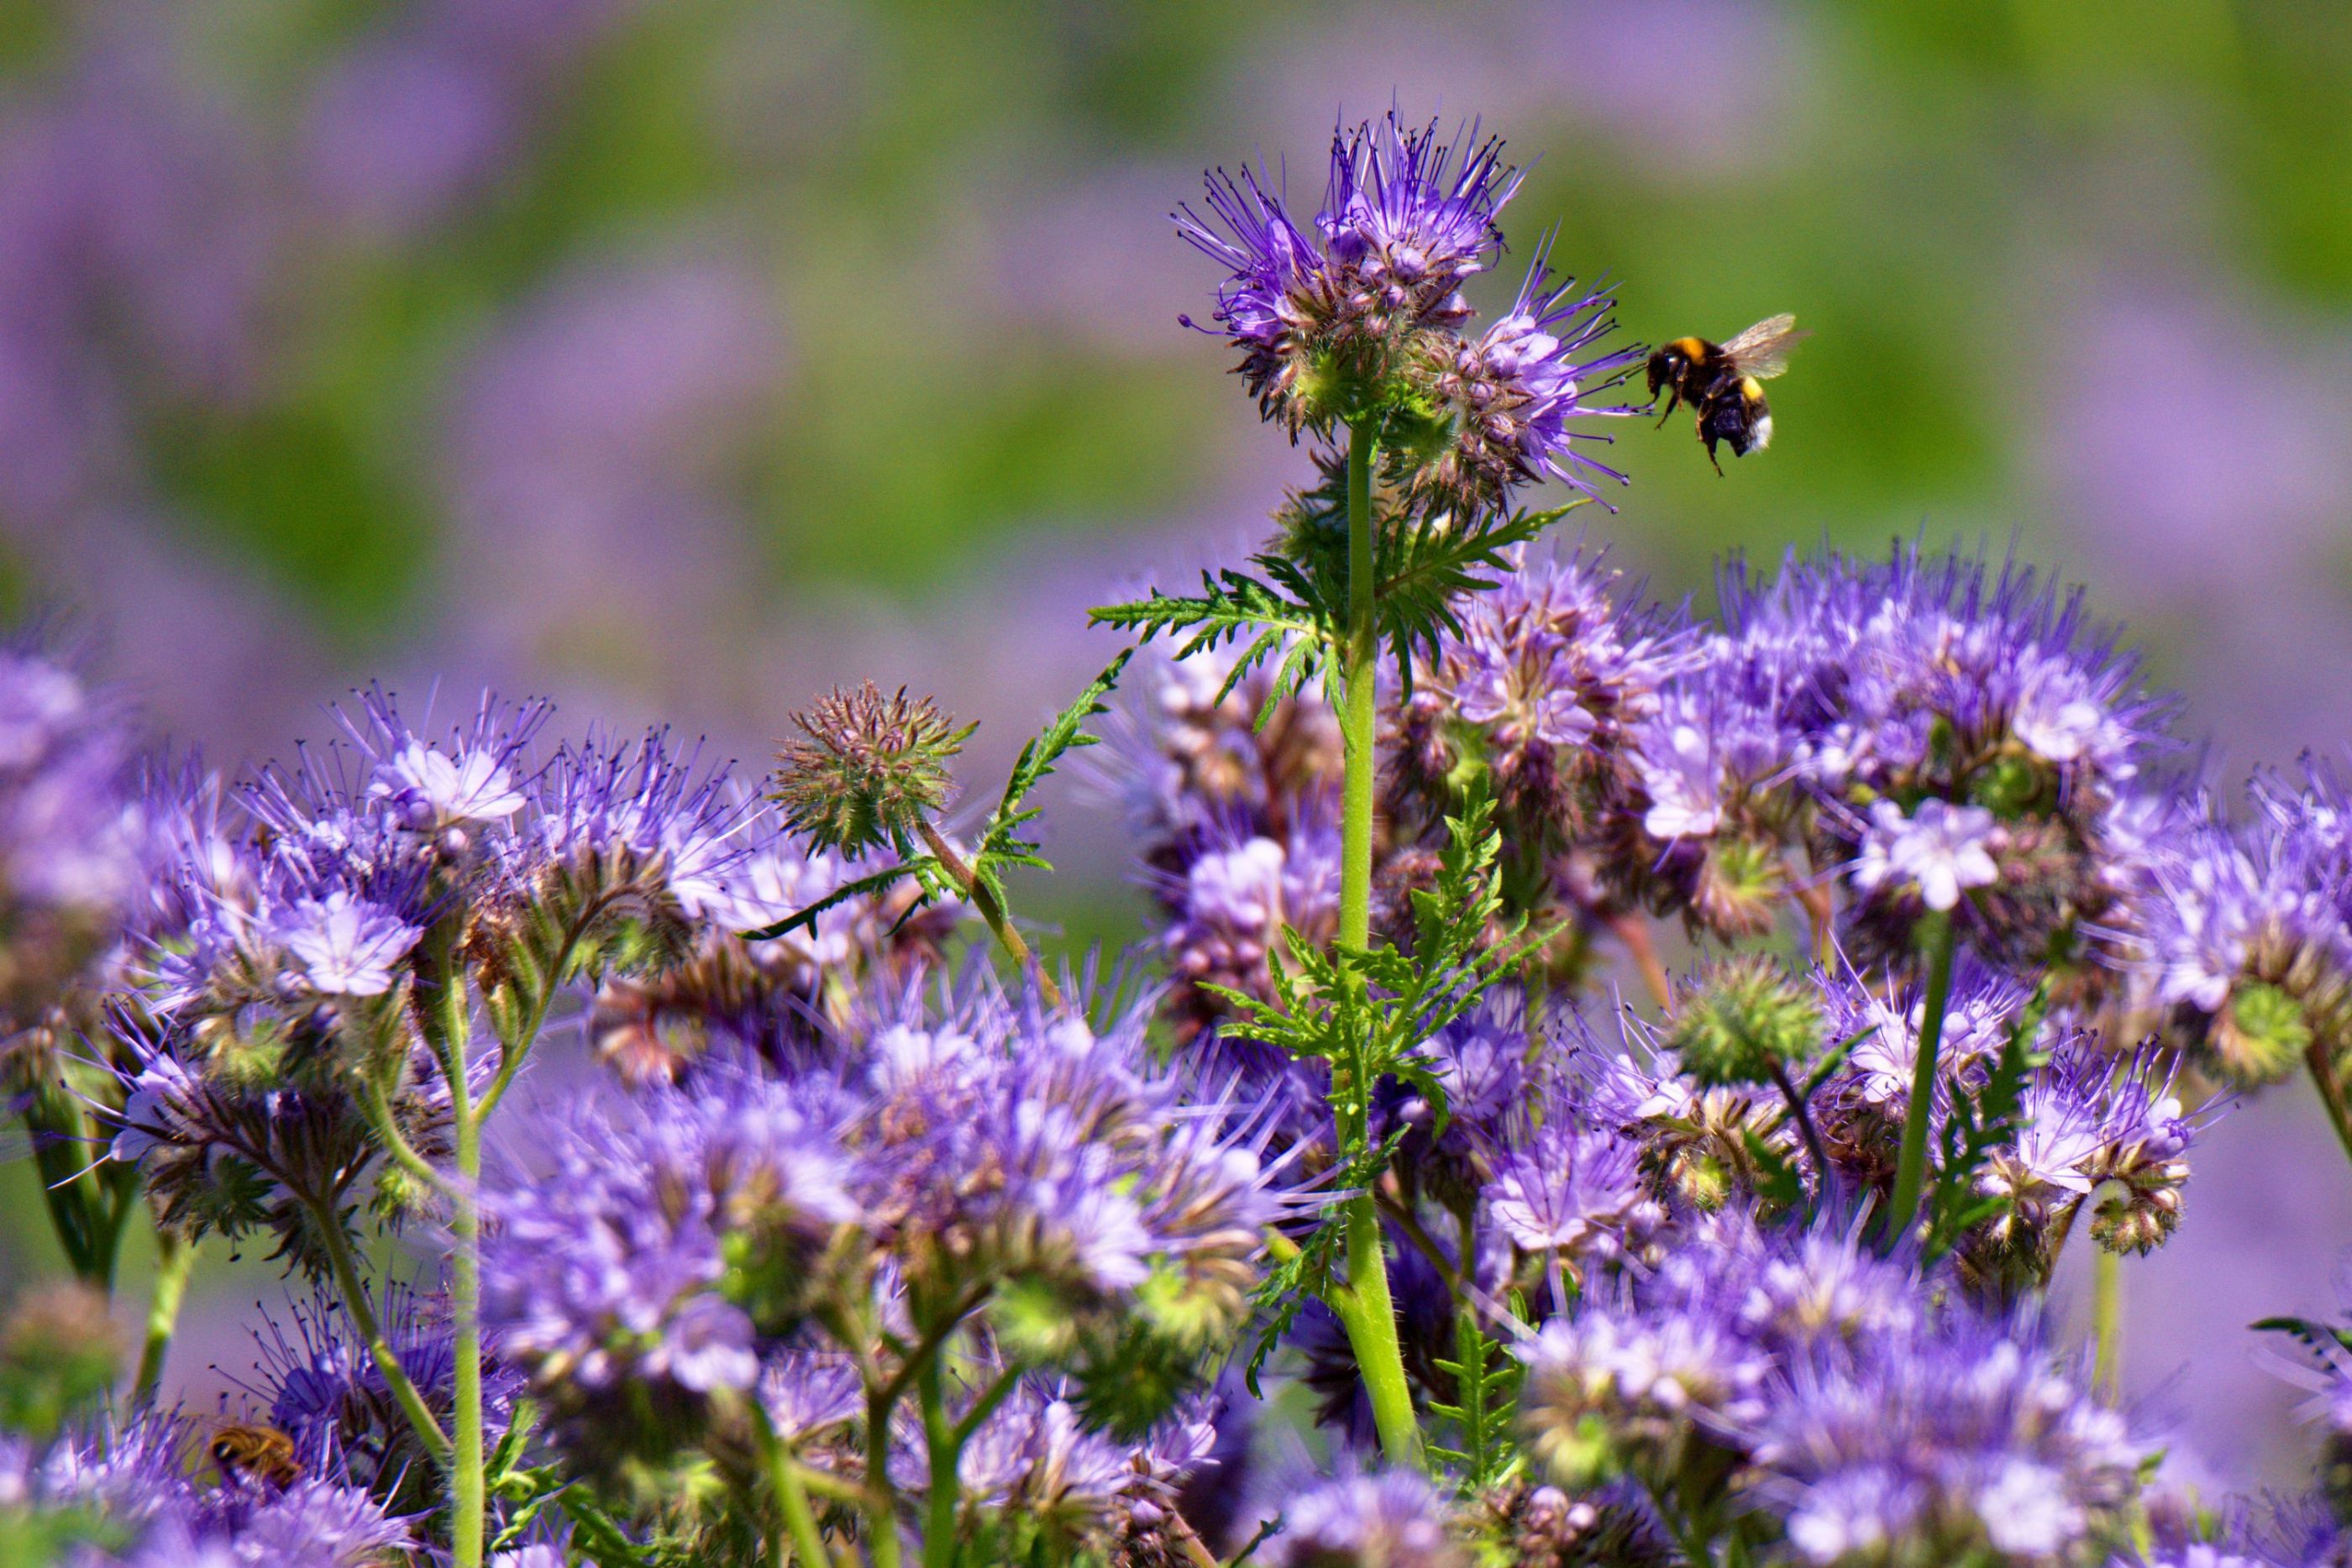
[208,1421,303,1489]
[1646,314,1805,473]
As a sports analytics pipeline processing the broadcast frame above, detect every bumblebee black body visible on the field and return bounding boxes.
[1645,315,1803,473]
[1698,375,1772,472]
[1646,336,1730,421]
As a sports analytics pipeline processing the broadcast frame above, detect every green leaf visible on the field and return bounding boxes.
[1921,982,2052,1261]
[1089,570,1332,726]
[976,648,1132,874]
[1744,1130,1807,1212]
[2252,1314,2352,1356]
[736,863,918,942]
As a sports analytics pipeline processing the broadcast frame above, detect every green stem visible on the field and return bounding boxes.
[2305,1041,2352,1171]
[917,821,1062,1012]
[918,1356,961,1568]
[1336,1193,1423,1467]
[864,1377,906,1568]
[475,922,588,1124]
[2092,1245,2123,1398]
[1337,419,1378,955]
[449,1099,486,1568]
[1327,417,1423,1471]
[1767,1059,1834,1201]
[131,1231,195,1405]
[308,1198,450,1461]
[415,920,487,1568]
[756,1403,835,1567]
[1882,910,1956,1250]
[360,1072,454,1198]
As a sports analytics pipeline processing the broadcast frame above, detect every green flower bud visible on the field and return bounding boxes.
[1970,752,2052,819]
[2210,980,2310,1089]
[1689,833,1788,941]
[770,683,972,857]
[1668,956,1824,1088]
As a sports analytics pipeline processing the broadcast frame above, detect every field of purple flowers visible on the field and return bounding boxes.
[3,100,2352,1566]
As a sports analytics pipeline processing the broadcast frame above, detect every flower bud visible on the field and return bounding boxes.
[769,684,972,857]
[2210,980,2311,1089]
[1668,956,1824,1088]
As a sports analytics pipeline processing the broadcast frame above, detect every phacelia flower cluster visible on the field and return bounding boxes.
[1179,111,1640,513]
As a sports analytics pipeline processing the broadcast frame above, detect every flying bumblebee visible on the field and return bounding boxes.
[207,1420,303,1489]
[1646,313,1806,473]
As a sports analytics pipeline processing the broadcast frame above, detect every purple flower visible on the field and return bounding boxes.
[1415,259,1644,511]
[1093,642,1341,863]
[1262,1468,1464,1568]
[1814,954,2030,1119]
[481,1063,858,1403]
[247,1283,514,1514]
[270,891,423,996]
[1851,798,2000,911]
[1519,1293,1773,1485]
[1319,113,1518,302]
[1746,1311,2141,1565]
[1396,549,1695,838]
[1178,112,1518,433]
[214,1473,417,1567]
[759,1350,863,1442]
[1484,1119,1651,1259]
[524,725,751,919]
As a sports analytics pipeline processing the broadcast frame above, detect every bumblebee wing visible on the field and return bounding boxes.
[1719,313,1805,380]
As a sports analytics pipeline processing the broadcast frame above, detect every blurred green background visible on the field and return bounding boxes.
[3,0,2351,1486]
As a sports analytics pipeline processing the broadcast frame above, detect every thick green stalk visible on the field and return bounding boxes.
[1882,910,1956,1249]
[1328,418,1423,1470]
[131,1231,195,1405]
[2305,1041,2352,1171]
[417,925,486,1568]
[756,1404,834,1567]
[1337,421,1378,953]
[864,1377,906,1568]
[449,1096,486,1568]
[309,1198,450,1460]
[918,1356,960,1568]
[917,821,1061,1012]
[2092,1246,2123,1397]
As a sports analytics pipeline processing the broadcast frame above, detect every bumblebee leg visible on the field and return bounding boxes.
[1704,425,1725,475]
[1651,389,1681,427]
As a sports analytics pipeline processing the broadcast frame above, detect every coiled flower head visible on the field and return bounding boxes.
[771,683,972,858]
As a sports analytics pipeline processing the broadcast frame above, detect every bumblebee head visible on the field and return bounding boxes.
[1645,343,1684,396]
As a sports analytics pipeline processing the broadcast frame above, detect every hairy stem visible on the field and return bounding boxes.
[130,1230,195,1406]
[1336,1195,1423,1467]
[1328,417,1424,1470]
[918,1354,961,1568]
[1337,423,1378,956]
[916,820,1061,1011]
[2092,1245,2123,1398]
[307,1198,450,1461]
[756,1403,835,1567]
[416,923,486,1568]
[1882,910,1956,1249]
[2306,1040,2352,1171]
[449,1096,486,1568]
[1767,1059,1834,1201]
[864,1376,906,1568]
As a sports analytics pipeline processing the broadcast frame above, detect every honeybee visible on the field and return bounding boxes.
[207,1421,303,1489]
[1646,314,1806,473]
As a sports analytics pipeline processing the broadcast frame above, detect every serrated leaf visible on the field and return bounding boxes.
[2252,1315,2352,1356]
[737,863,919,942]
